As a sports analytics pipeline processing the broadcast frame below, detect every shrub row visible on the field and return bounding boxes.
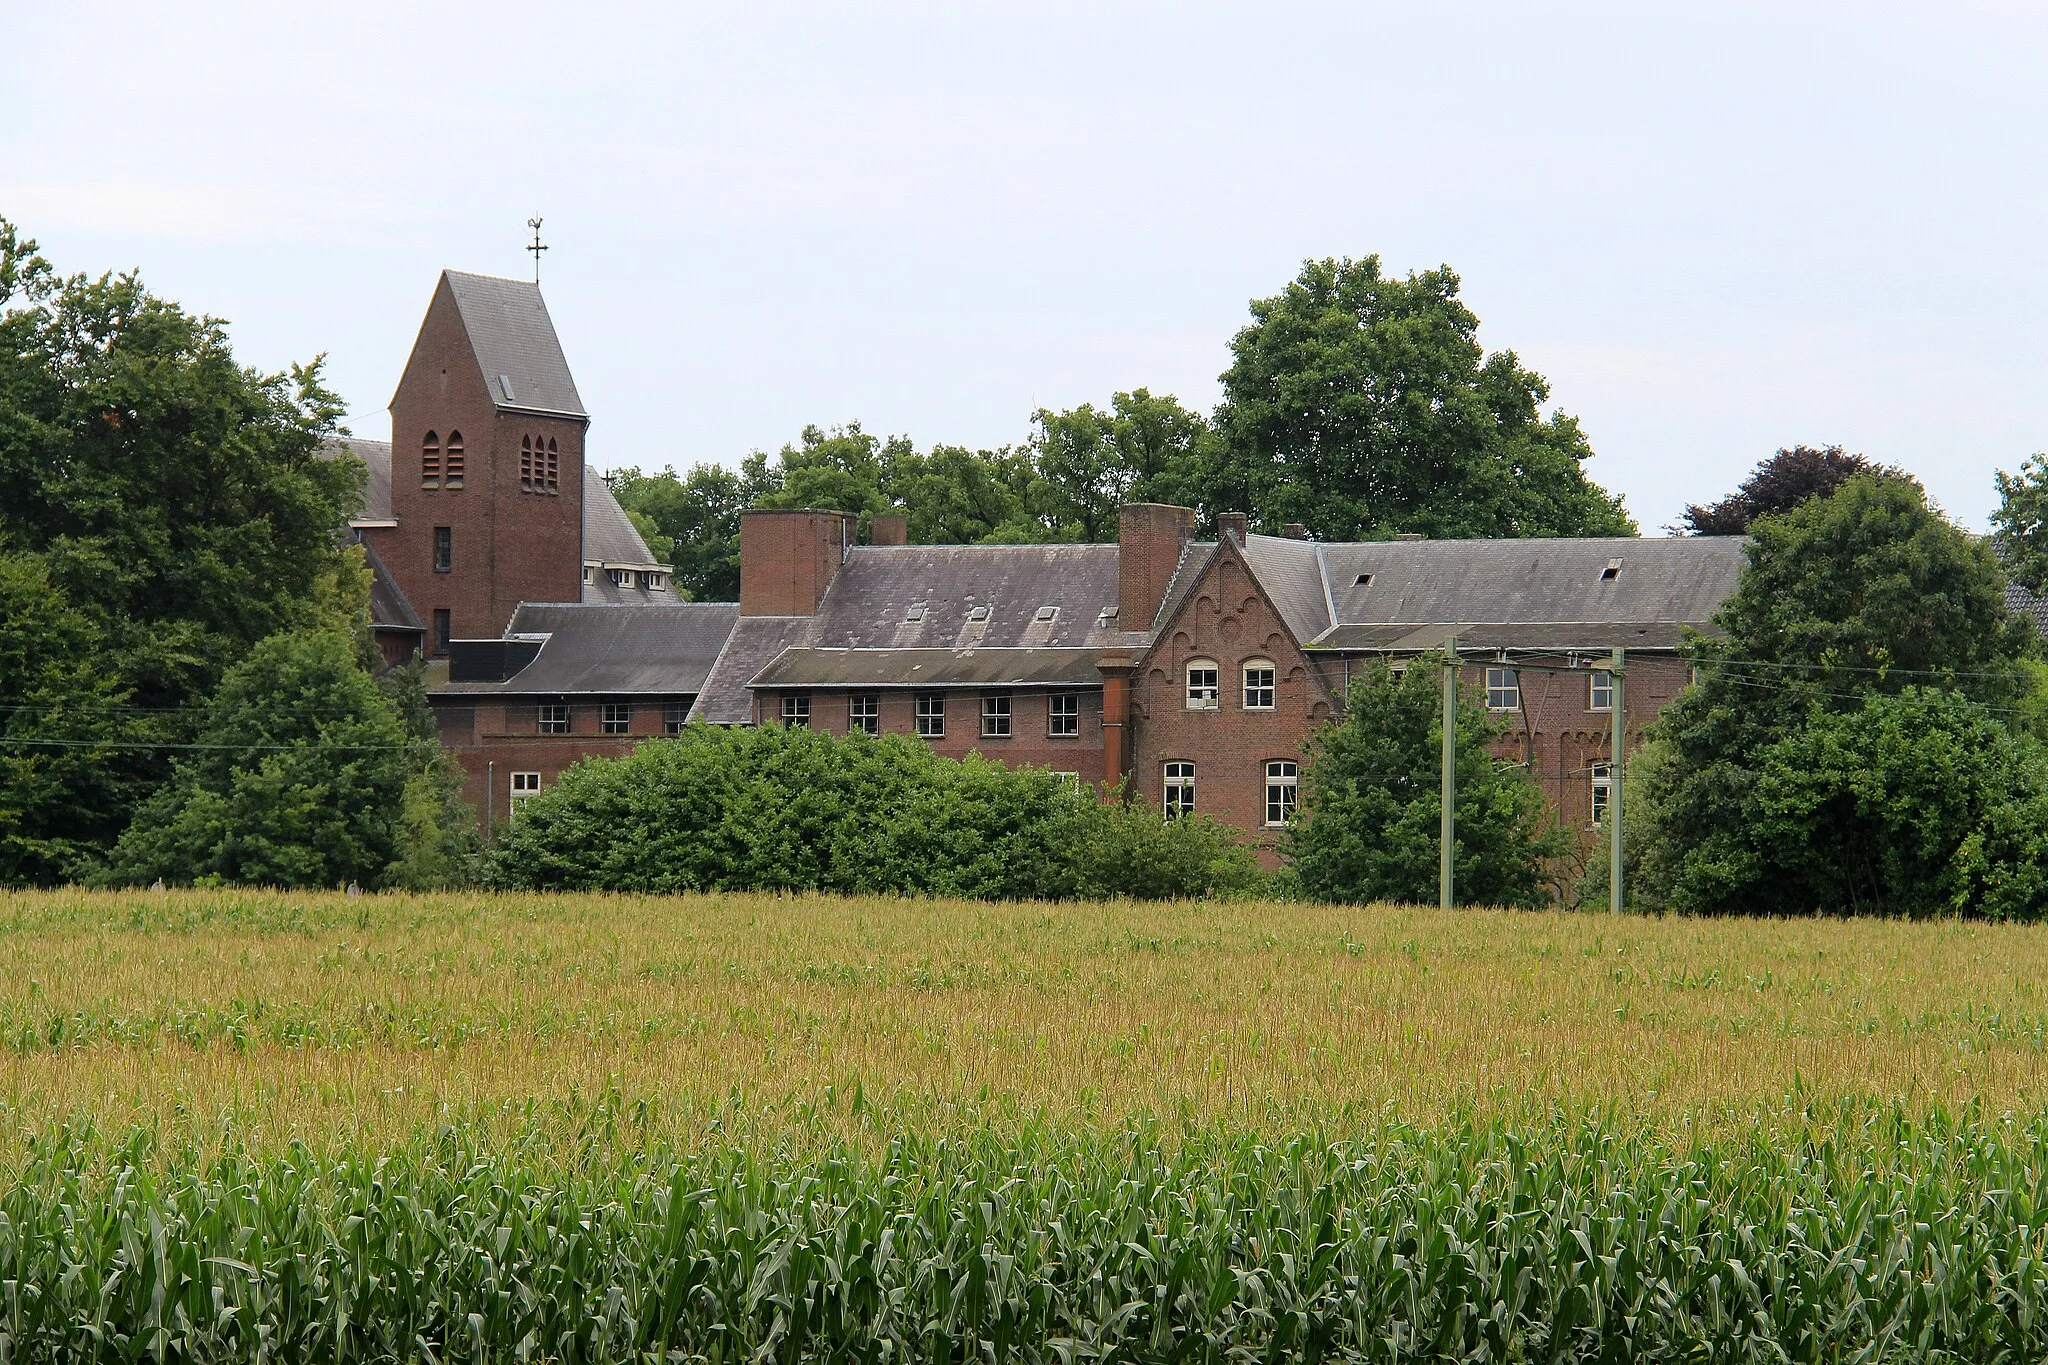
[488,723,1263,899]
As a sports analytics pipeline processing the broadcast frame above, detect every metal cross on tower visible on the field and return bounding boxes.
[526,217,548,284]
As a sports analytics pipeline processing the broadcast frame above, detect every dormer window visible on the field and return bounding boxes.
[1600,558,1623,581]
[444,431,464,488]
[582,565,594,585]
[421,431,441,488]
[647,572,665,591]
[966,604,990,622]
[1354,573,1372,587]
[607,567,628,587]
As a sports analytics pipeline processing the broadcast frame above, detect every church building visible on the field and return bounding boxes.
[345,269,1746,860]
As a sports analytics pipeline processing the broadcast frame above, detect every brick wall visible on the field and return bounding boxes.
[436,695,693,828]
[1127,542,1336,866]
[387,277,587,646]
[756,687,1107,784]
[739,510,852,616]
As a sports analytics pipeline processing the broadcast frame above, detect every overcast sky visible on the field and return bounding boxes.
[7,1,2044,532]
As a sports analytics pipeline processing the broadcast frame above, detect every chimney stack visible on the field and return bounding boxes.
[1218,511,1248,544]
[869,511,908,547]
[1282,523,1309,540]
[739,509,852,615]
[1117,502,1196,632]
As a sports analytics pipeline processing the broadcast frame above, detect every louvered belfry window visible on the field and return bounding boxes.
[520,436,535,491]
[444,431,464,488]
[421,431,441,487]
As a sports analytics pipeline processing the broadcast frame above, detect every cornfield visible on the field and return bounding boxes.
[8,888,2048,1359]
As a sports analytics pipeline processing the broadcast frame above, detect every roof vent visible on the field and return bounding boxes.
[905,602,926,622]
[1601,558,1623,581]
[498,374,515,401]
[1097,606,1119,628]
[966,604,991,622]
[1354,573,1373,587]
[1035,605,1058,622]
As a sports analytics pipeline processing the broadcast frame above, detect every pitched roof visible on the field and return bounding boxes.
[751,647,1109,690]
[691,616,813,723]
[443,271,586,418]
[361,539,423,633]
[1308,535,1745,649]
[320,436,393,522]
[1238,533,1332,641]
[580,467,672,602]
[436,601,738,696]
[808,544,1126,649]
[2007,582,2048,638]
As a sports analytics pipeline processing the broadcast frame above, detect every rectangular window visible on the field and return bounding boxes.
[849,694,879,735]
[1051,771,1080,787]
[663,701,688,735]
[433,526,452,573]
[1264,759,1298,827]
[1485,666,1520,711]
[915,693,945,738]
[1186,662,1220,710]
[1243,663,1276,710]
[537,702,569,734]
[1163,761,1196,818]
[1591,761,1613,826]
[780,694,810,728]
[601,701,631,735]
[1589,670,1614,712]
[981,693,1012,738]
[510,771,541,812]
[1048,692,1080,737]
[432,608,451,655]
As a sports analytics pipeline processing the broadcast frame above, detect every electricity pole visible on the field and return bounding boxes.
[1609,647,1625,915]
[1441,636,1458,910]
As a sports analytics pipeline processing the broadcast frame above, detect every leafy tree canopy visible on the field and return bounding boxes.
[1991,452,2048,596]
[1286,662,1565,907]
[1636,474,2038,915]
[1207,257,1634,542]
[99,631,474,889]
[1681,444,1892,535]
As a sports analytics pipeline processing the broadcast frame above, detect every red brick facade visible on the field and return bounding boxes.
[756,687,1107,785]
[383,276,587,648]
[437,694,693,830]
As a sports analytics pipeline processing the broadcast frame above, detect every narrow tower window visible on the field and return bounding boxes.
[520,435,534,491]
[432,525,451,573]
[421,431,441,488]
[545,437,560,493]
[444,431,464,488]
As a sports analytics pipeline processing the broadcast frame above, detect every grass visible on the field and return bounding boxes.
[10,889,2048,1359]
[6,887,2048,1152]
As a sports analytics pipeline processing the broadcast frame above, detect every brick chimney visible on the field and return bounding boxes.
[869,511,908,546]
[1282,523,1309,540]
[1217,511,1248,544]
[739,509,853,615]
[1118,502,1195,632]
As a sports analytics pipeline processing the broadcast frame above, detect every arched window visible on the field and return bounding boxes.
[520,435,534,491]
[1263,760,1298,827]
[1185,659,1220,710]
[1242,658,1276,710]
[421,431,440,488]
[444,431,464,488]
[545,436,560,493]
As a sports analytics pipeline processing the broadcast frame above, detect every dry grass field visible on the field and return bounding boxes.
[4,886,2045,1152]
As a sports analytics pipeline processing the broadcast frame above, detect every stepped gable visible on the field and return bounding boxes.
[439,601,738,697]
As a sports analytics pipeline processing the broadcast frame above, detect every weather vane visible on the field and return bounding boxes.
[526,217,548,284]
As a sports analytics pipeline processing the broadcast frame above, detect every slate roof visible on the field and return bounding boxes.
[691,617,813,723]
[320,436,393,522]
[2007,583,2048,638]
[751,647,1109,689]
[1237,533,1332,641]
[361,540,423,633]
[579,467,674,602]
[436,601,738,696]
[444,271,586,418]
[806,544,1126,650]
[1308,535,1746,650]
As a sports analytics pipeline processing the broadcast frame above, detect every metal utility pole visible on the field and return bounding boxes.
[1441,636,1458,910]
[1609,647,1625,915]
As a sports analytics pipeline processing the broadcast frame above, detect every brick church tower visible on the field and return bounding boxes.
[384,271,589,646]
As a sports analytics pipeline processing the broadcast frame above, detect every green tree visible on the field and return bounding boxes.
[0,218,362,868]
[1286,662,1565,906]
[1637,474,2038,914]
[1992,452,2048,595]
[1682,444,1889,535]
[100,632,472,889]
[1030,390,1217,541]
[1209,256,1633,541]
[608,454,780,601]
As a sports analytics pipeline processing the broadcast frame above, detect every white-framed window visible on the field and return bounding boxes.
[915,693,945,738]
[1243,660,1276,710]
[647,572,666,591]
[1185,660,1220,710]
[981,693,1012,738]
[581,564,594,585]
[1264,760,1298,827]
[1048,692,1080,736]
[780,694,810,727]
[663,701,688,735]
[510,771,541,811]
[601,702,631,735]
[1050,771,1080,787]
[849,694,879,735]
[1163,761,1196,817]
[607,567,629,587]
[1485,667,1520,711]
[537,702,569,735]
[1591,761,1613,826]
[1589,670,1614,712]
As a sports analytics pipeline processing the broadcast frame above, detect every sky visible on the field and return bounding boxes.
[6,1,2045,533]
